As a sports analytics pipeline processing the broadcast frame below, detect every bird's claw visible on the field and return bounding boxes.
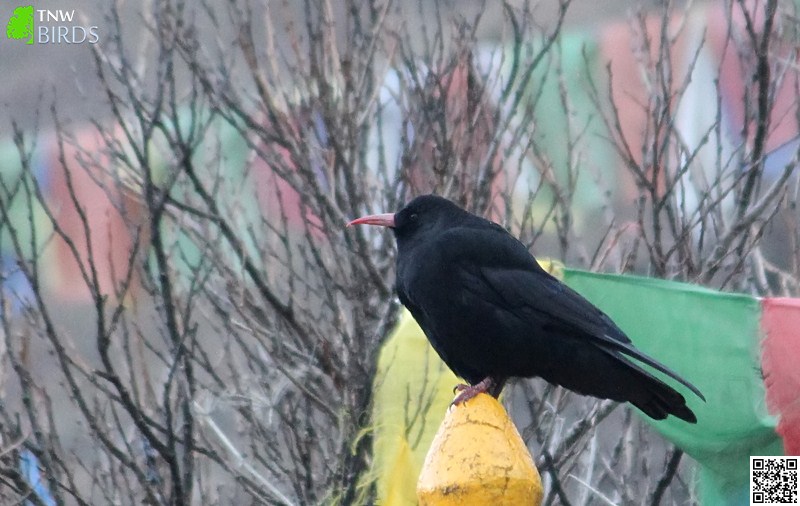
[451,378,494,406]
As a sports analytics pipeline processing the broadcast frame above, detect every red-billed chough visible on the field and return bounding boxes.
[350,194,705,422]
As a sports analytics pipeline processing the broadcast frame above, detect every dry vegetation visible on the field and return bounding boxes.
[1,0,798,504]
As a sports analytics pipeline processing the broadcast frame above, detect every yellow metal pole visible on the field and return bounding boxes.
[416,393,543,505]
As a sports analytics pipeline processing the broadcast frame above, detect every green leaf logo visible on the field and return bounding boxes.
[7,5,34,45]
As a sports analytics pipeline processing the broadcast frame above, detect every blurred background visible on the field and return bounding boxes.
[1,0,798,505]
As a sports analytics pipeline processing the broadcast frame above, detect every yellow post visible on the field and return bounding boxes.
[416,393,543,505]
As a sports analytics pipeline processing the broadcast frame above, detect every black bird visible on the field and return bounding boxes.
[349,194,705,423]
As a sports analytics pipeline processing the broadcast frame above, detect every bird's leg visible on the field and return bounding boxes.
[452,377,496,406]
[487,377,507,397]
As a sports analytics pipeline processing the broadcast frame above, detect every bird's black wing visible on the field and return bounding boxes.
[445,225,704,400]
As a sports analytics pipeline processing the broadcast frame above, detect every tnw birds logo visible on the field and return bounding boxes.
[6,5,34,45]
[5,5,99,45]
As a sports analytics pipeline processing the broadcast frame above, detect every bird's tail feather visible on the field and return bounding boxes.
[596,335,705,401]
[633,379,697,423]
[599,347,700,423]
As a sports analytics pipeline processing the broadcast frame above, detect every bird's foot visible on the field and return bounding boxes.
[451,377,495,406]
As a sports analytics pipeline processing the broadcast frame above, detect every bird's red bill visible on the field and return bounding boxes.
[347,213,396,228]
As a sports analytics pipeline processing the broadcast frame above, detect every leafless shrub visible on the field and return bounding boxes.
[0,0,797,504]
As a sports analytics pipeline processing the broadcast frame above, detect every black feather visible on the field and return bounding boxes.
[381,195,704,423]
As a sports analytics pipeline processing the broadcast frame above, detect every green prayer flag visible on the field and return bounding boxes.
[563,269,783,504]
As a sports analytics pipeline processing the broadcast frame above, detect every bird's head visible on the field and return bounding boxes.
[348,195,467,241]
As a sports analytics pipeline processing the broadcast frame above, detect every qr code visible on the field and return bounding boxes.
[751,457,799,505]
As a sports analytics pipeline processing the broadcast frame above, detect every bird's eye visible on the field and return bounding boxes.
[410,213,419,221]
